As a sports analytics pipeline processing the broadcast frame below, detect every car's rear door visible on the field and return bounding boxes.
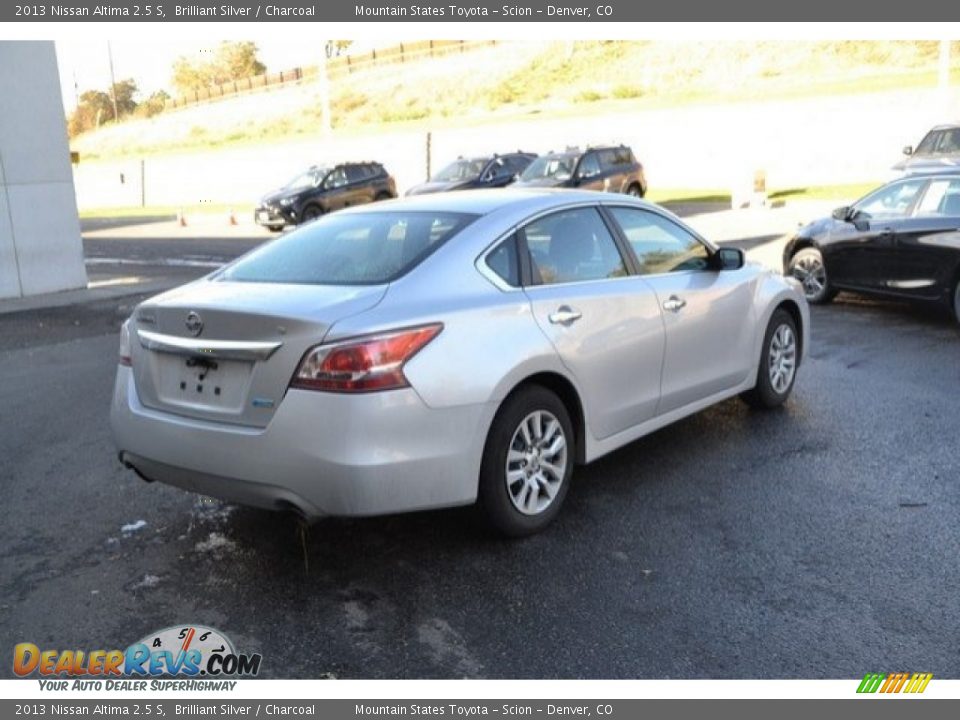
[597,149,627,193]
[343,164,374,206]
[878,177,960,299]
[605,205,756,415]
[521,206,665,439]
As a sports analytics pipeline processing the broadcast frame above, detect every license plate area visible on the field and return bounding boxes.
[153,353,253,414]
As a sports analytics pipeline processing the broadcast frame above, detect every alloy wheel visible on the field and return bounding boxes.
[505,410,568,516]
[790,253,827,301]
[768,323,797,394]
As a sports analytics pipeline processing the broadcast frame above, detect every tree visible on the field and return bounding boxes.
[172,41,266,94]
[135,90,171,118]
[66,78,140,137]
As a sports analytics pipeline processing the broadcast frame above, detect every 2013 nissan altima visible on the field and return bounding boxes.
[111,190,809,536]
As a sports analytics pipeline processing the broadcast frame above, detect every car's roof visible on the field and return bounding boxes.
[340,188,646,216]
[926,124,960,131]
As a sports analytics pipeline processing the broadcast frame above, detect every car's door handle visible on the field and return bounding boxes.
[548,306,582,325]
[662,296,687,313]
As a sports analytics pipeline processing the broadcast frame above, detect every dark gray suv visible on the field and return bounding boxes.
[512,145,647,197]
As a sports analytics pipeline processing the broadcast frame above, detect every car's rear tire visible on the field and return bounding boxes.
[268,225,285,233]
[374,192,392,202]
[626,183,644,198]
[788,247,836,304]
[741,309,799,409]
[478,385,574,537]
[300,204,322,224]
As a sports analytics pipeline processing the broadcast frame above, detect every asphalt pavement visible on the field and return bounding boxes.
[1,207,957,679]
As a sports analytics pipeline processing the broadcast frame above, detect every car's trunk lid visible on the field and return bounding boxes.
[130,280,387,428]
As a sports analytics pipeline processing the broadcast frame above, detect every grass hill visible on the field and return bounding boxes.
[71,40,960,161]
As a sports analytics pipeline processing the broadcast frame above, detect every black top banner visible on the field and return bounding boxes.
[6,0,960,21]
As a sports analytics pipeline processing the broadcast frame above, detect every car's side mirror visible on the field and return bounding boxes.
[714,247,744,271]
[903,145,914,156]
[481,170,495,183]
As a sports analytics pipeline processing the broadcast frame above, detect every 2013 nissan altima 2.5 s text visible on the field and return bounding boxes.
[111,189,809,536]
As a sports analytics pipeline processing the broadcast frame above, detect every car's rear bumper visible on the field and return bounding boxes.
[111,368,492,519]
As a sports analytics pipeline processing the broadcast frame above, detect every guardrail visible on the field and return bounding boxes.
[164,40,498,111]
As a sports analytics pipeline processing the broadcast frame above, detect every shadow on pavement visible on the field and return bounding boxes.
[81,215,178,232]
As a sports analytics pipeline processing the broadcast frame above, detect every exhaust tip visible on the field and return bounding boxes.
[119,452,155,483]
[275,499,316,525]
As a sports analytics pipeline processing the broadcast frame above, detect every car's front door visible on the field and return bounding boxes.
[321,166,351,211]
[572,152,604,191]
[828,177,928,291]
[521,206,665,439]
[605,205,756,415]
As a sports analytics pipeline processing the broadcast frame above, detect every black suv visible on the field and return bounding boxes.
[513,145,646,196]
[405,152,536,196]
[255,162,397,230]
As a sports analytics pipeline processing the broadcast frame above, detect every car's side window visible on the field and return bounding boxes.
[855,179,926,219]
[598,149,618,171]
[577,153,601,179]
[324,167,349,189]
[523,207,627,285]
[915,179,960,217]
[485,234,521,288]
[608,207,711,275]
[345,165,368,184]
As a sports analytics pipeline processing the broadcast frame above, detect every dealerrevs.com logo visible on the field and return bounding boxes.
[14,625,262,690]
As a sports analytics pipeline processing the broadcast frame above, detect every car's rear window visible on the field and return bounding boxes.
[219,211,477,285]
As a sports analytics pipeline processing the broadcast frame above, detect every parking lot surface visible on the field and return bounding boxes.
[1,209,958,679]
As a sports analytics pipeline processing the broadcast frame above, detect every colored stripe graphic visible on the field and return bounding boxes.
[857,672,932,694]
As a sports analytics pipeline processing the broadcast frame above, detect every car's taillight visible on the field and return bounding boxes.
[290,324,442,393]
[119,321,132,367]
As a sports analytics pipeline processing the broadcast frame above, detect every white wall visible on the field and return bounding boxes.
[0,41,87,300]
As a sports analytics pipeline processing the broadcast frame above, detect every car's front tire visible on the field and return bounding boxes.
[788,247,836,304]
[741,309,799,409]
[300,204,322,224]
[479,385,574,537]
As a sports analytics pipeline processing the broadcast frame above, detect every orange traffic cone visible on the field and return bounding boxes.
[228,208,238,226]
[177,208,187,227]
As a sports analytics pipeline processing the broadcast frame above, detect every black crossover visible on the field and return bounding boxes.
[255,162,397,230]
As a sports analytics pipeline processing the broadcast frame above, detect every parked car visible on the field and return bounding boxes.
[513,145,647,196]
[895,124,960,174]
[784,173,960,322]
[405,152,536,195]
[254,162,396,230]
[112,190,807,536]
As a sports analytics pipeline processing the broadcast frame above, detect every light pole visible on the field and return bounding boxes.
[107,41,119,121]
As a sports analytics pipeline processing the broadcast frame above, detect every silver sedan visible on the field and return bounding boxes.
[111,190,809,536]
